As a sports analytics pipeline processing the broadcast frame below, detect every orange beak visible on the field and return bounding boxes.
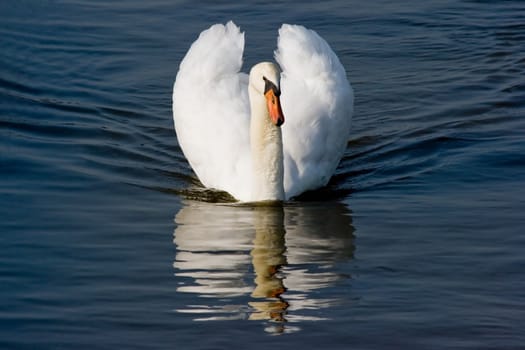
[264,89,285,127]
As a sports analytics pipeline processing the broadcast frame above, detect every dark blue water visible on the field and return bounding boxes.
[1,1,525,349]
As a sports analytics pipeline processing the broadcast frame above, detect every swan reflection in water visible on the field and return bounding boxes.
[173,200,354,333]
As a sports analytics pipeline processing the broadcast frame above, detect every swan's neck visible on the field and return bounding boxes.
[249,85,285,201]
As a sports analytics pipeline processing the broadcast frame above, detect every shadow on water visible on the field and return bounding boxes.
[173,200,355,334]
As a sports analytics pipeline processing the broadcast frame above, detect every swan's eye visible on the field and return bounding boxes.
[263,74,281,97]
[263,77,271,94]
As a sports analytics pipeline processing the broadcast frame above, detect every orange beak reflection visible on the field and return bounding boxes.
[264,89,285,127]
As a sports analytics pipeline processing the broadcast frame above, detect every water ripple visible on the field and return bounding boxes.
[2,0,525,348]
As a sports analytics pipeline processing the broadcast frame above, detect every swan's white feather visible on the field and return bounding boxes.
[172,22,353,201]
[276,24,354,198]
[172,21,252,200]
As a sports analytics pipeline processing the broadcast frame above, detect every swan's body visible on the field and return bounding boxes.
[172,21,353,202]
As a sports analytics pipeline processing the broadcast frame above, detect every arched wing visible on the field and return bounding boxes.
[275,24,354,199]
[172,22,251,200]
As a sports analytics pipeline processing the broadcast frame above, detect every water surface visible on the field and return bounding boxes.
[1,0,524,349]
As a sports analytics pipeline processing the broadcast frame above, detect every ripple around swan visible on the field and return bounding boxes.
[2,0,523,202]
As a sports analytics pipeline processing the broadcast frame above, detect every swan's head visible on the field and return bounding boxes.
[249,62,285,127]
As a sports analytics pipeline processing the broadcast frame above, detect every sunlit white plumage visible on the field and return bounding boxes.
[172,21,353,202]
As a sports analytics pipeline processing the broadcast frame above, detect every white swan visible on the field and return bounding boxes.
[172,21,353,202]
